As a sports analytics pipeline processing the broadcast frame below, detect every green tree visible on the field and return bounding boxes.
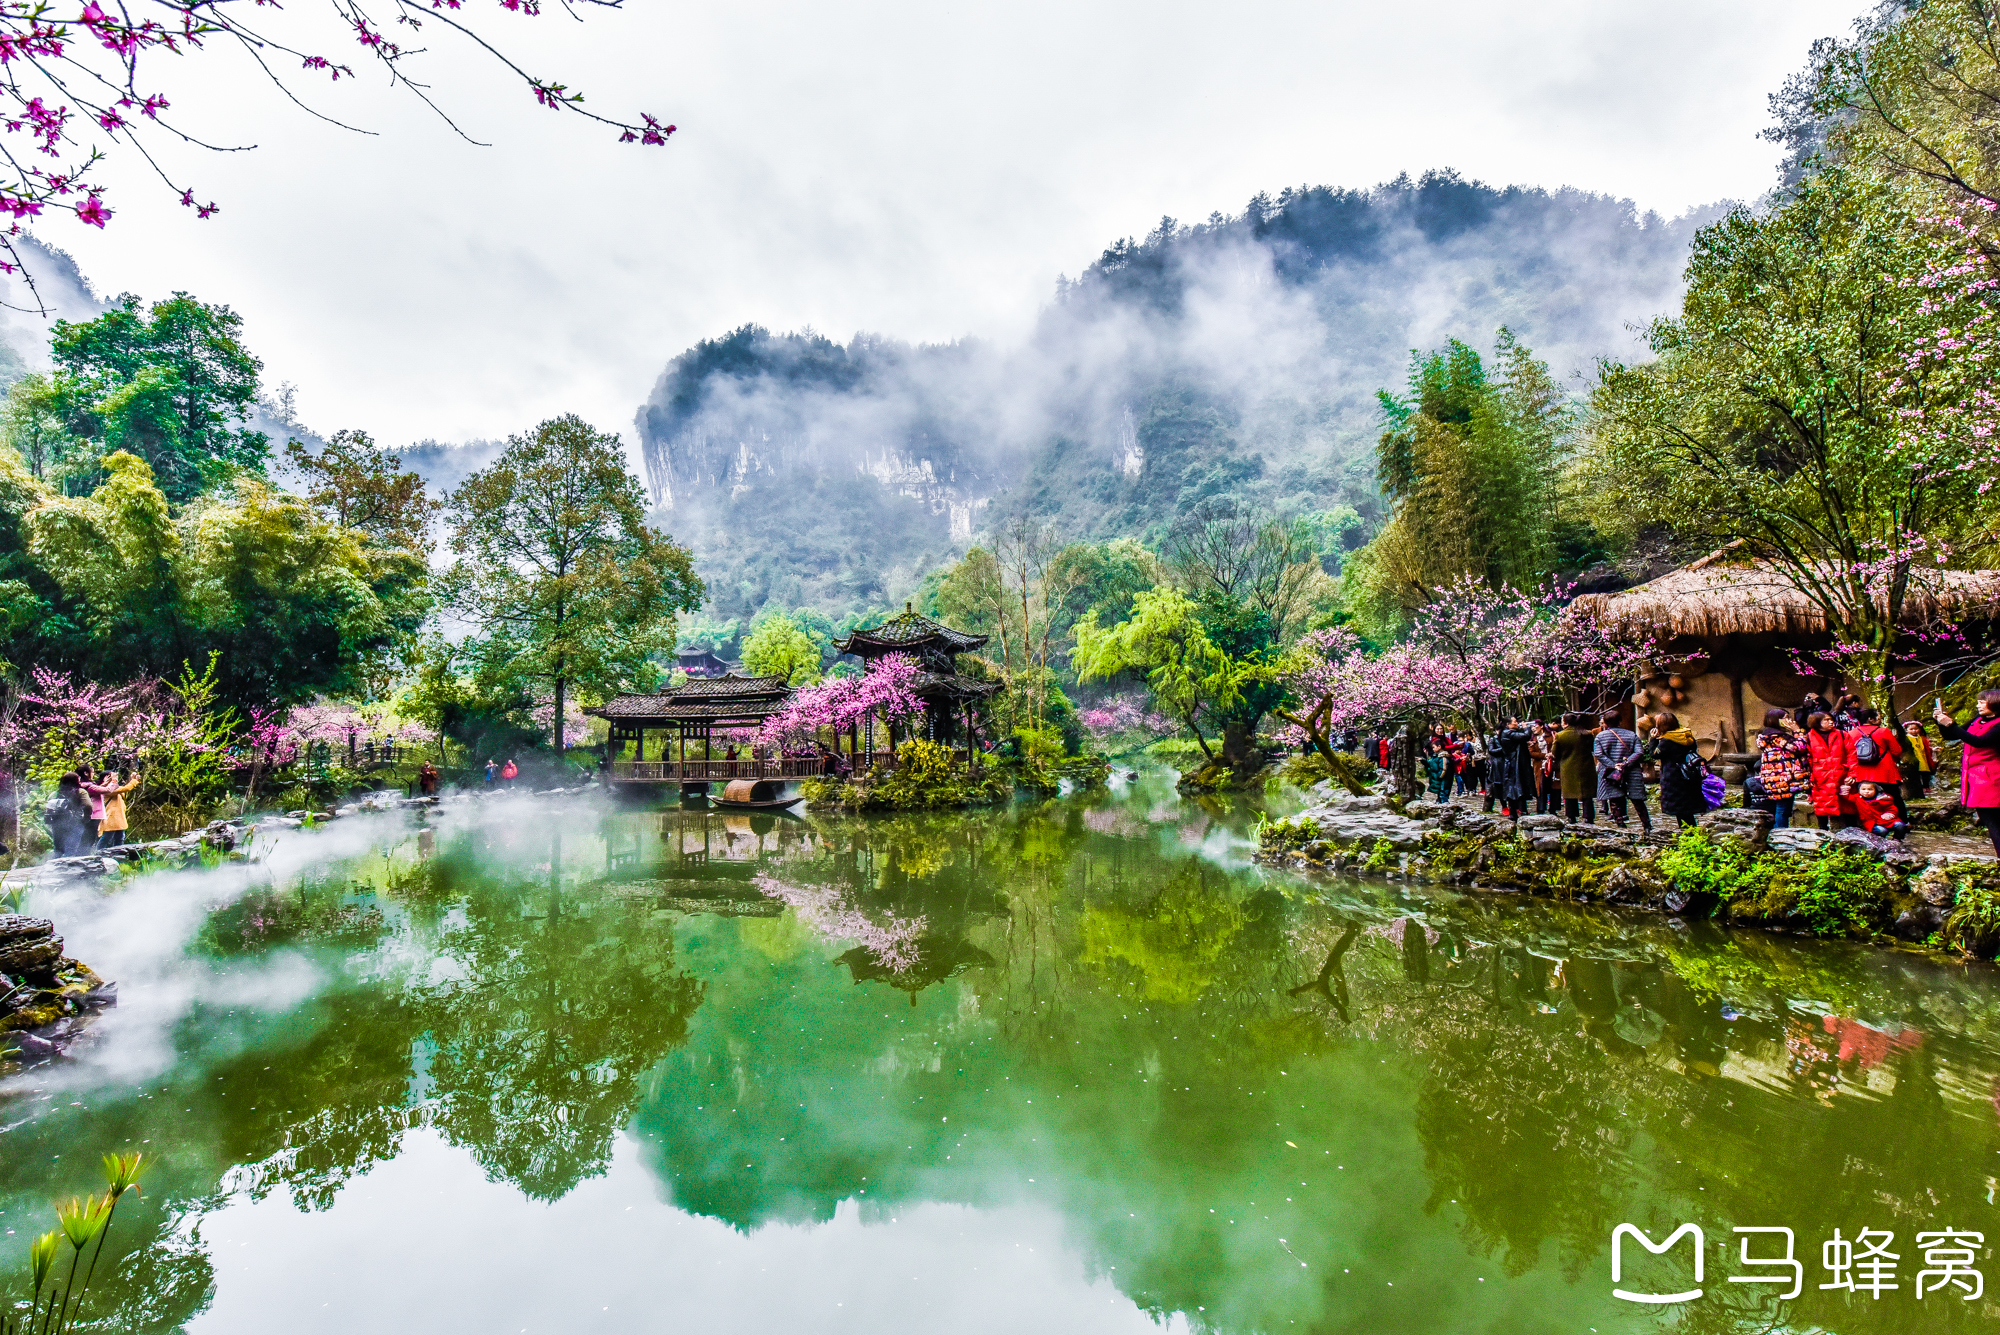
[1074,586,1266,767]
[741,612,823,686]
[447,415,704,759]
[284,430,440,551]
[1807,0,2000,211]
[12,449,423,703]
[47,292,269,502]
[0,373,76,482]
[1590,167,1984,714]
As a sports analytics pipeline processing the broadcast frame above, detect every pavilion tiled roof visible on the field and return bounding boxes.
[587,674,792,722]
[835,608,988,657]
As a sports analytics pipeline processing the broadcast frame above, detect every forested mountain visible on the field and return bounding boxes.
[637,170,1721,625]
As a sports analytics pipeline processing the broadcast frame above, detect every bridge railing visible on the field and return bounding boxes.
[608,758,825,782]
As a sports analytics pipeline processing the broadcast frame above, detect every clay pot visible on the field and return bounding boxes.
[1668,674,1685,690]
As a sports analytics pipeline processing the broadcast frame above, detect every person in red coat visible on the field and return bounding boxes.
[1804,711,1856,830]
[1936,690,2000,856]
[1845,706,1906,818]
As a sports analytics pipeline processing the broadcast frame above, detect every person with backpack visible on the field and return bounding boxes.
[1846,707,1905,819]
[1644,713,1707,828]
[1937,690,2000,856]
[44,772,88,857]
[1593,709,1651,832]
[1752,709,1809,829]
[1804,711,1857,830]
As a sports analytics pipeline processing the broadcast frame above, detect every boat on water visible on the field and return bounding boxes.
[712,778,804,811]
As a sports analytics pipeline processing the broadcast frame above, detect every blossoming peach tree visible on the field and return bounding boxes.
[0,0,674,300]
[755,655,922,754]
[1274,576,1659,764]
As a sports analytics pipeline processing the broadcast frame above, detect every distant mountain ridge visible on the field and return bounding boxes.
[636,170,1722,624]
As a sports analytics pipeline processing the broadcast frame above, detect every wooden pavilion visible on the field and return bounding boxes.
[589,675,817,790]
[834,605,1003,762]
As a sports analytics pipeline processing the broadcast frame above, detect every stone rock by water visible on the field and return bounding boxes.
[0,914,51,944]
[1294,802,1436,852]
[1927,852,1998,872]
[1828,826,1924,867]
[1895,902,1949,941]
[1766,826,1829,855]
[1329,794,1391,813]
[0,933,62,984]
[1696,807,1773,850]
[1663,888,1718,918]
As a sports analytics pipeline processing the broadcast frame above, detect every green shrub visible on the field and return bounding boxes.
[1258,815,1321,852]
[1791,848,1893,938]
[1659,829,1892,937]
[1363,837,1397,871]
[1946,879,2000,958]
[1657,828,1764,900]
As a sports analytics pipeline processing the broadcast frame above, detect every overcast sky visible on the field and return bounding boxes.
[5,0,1869,449]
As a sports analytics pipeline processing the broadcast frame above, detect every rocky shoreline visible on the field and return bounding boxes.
[1257,785,2000,957]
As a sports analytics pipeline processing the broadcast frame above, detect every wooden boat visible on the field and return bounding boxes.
[713,778,803,811]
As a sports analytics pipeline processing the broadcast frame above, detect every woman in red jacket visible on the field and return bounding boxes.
[1936,690,2000,855]
[1804,711,1856,830]
[1840,703,1904,787]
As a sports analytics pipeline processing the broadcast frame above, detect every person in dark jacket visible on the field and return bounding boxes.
[1553,712,1598,824]
[1794,691,1830,730]
[1483,721,1534,821]
[45,771,88,857]
[1644,712,1706,827]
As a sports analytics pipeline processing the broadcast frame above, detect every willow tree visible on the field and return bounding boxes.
[447,415,704,760]
[1590,167,1987,715]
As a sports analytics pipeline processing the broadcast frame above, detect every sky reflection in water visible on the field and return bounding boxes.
[2,774,1998,1334]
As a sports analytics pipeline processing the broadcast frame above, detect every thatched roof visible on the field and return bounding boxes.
[1571,545,2000,640]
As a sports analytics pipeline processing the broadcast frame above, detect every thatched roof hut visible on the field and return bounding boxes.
[1571,544,2000,641]
[1569,544,2000,751]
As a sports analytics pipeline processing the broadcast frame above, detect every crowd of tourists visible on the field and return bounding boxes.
[1361,687,2000,853]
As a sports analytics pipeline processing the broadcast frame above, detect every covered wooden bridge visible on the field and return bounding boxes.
[589,675,815,789]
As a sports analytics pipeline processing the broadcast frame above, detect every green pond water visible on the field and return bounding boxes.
[3,772,2000,1333]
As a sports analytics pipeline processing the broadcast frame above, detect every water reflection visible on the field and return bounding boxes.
[1,780,1998,1334]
